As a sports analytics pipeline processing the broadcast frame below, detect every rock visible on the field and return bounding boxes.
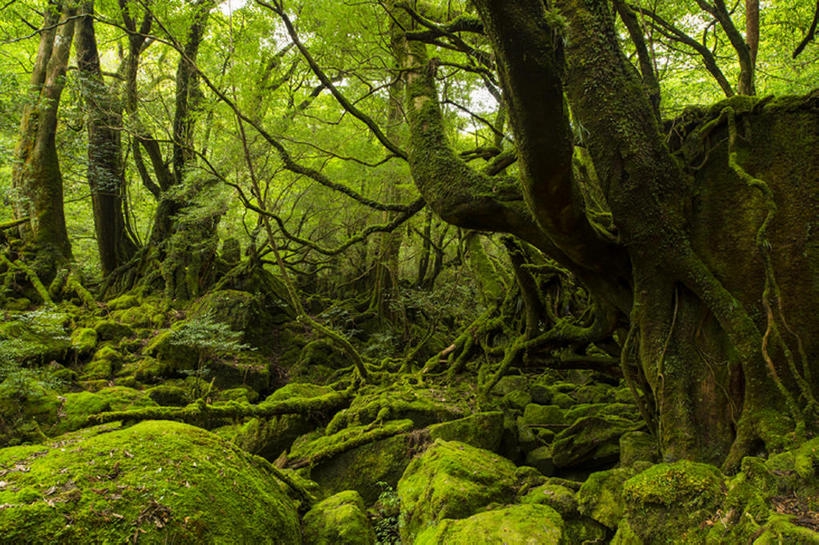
[3,297,31,311]
[427,411,504,452]
[530,384,553,404]
[413,504,564,545]
[523,403,566,428]
[106,294,140,310]
[111,303,164,329]
[621,460,726,544]
[577,467,639,529]
[93,320,134,342]
[619,431,659,466]
[190,289,288,349]
[147,384,189,406]
[82,345,122,379]
[0,378,60,446]
[491,375,529,396]
[0,421,302,544]
[552,415,634,468]
[501,390,532,411]
[520,483,578,516]
[291,420,416,503]
[398,439,519,542]
[525,445,556,476]
[0,312,71,365]
[58,386,157,433]
[751,514,819,545]
[70,327,97,357]
[552,392,575,408]
[301,490,375,545]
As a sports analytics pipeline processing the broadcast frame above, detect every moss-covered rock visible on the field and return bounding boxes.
[70,327,97,357]
[397,439,519,542]
[523,403,567,428]
[413,504,564,545]
[301,490,375,545]
[111,303,164,329]
[190,289,287,349]
[578,466,639,530]
[107,293,140,310]
[93,320,134,342]
[58,387,158,433]
[552,415,634,468]
[520,482,578,516]
[751,514,819,545]
[622,460,726,544]
[290,419,414,503]
[146,384,189,406]
[427,411,504,452]
[501,390,532,411]
[325,385,467,434]
[82,345,123,380]
[0,311,70,365]
[0,378,60,446]
[525,445,555,476]
[0,421,302,544]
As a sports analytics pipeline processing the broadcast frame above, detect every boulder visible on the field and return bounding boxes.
[70,327,97,357]
[190,289,288,349]
[621,460,726,544]
[0,421,302,544]
[427,411,505,452]
[552,415,634,468]
[619,431,659,466]
[398,439,519,542]
[577,466,640,529]
[301,490,375,545]
[414,504,564,545]
[93,320,134,342]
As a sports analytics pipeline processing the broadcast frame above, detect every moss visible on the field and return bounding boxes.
[552,415,634,468]
[69,327,97,356]
[106,294,140,310]
[93,320,134,342]
[578,466,639,529]
[0,312,71,365]
[146,384,189,406]
[611,519,645,545]
[0,378,60,446]
[0,421,302,544]
[218,386,259,404]
[520,483,578,516]
[397,439,519,542]
[622,460,726,544]
[301,490,375,545]
[58,387,157,433]
[525,445,556,476]
[501,389,532,411]
[751,514,819,545]
[191,289,287,349]
[111,303,163,329]
[427,411,505,452]
[619,431,660,466]
[413,504,564,545]
[523,403,567,427]
[82,345,123,379]
[325,385,467,435]
[267,382,333,402]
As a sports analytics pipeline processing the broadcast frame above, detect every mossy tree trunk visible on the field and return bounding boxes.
[10,1,76,281]
[396,0,817,468]
[76,1,140,275]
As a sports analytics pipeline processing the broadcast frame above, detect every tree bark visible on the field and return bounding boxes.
[11,2,76,280]
[76,1,139,275]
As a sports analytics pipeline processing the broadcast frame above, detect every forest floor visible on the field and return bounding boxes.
[0,288,817,544]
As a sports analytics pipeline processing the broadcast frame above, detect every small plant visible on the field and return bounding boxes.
[372,481,401,545]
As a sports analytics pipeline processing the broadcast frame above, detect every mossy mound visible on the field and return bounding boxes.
[0,310,71,365]
[413,504,564,545]
[398,439,520,542]
[621,460,726,544]
[0,421,302,544]
[0,378,60,446]
[301,490,375,545]
[57,386,158,433]
[190,289,288,349]
[427,411,505,452]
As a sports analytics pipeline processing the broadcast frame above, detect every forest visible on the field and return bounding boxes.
[0,0,817,543]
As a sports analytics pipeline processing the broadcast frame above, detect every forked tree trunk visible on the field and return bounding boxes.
[11,2,76,280]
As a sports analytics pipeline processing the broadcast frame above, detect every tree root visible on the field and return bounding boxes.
[86,391,351,427]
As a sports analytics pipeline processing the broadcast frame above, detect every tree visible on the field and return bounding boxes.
[377,0,817,468]
[10,1,76,280]
[75,0,139,275]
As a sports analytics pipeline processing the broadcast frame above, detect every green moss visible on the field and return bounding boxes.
[427,412,505,452]
[397,439,519,542]
[301,490,376,545]
[622,460,726,544]
[58,387,157,433]
[414,504,564,545]
[93,320,134,342]
[578,467,639,529]
[619,431,660,466]
[751,514,819,545]
[111,303,163,328]
[552,415,634,468]
[501,390,533,411]
[267,382,333,402]
[0,378,60,446]
[523,403,567,427]
[69,327,97,357]
[146,384,189,406]
[520,483,578,516]
[82,345,123,379]
[0,421,302,544]
[106,294,140,310]
[525,445,556,476]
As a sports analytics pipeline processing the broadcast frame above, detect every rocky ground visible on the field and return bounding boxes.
[0,290,817,544]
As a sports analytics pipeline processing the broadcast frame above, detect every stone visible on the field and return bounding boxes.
[301,490,375,545]
[414,504,564,545]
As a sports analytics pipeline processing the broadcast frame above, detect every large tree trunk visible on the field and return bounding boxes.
[398,0,816,468]
[76,1,139,275]
[11,2,76,280]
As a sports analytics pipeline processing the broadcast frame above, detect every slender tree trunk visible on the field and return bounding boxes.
[11,2,76,280]
[76,1,139,275]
